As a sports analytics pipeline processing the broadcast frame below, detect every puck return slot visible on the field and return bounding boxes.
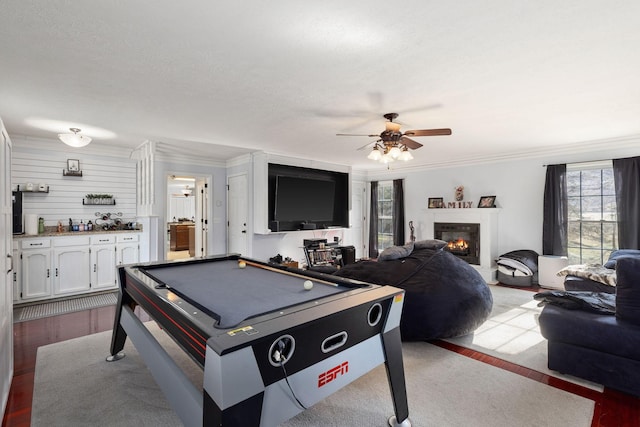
[321,331,348,353]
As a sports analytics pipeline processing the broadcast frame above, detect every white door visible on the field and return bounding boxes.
[350,181,366,259]
[227,174,248,256]
[0,123,13,416]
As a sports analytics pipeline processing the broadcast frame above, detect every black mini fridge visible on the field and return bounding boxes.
[12,191,23,234]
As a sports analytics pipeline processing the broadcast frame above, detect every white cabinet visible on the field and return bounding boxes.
[90,235,117,290]
[53,236,91,296]
[20,239,52,301]
[117,234,139,265]
[14,232,141,301]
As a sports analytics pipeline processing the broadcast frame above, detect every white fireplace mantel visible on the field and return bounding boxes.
[424,208,501,283]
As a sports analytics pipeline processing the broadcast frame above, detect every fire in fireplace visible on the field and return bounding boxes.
[434,222,480,265]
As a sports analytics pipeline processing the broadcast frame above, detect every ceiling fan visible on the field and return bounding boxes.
[337,113,451,163]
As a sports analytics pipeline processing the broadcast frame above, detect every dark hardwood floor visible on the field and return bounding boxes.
[2,295,640,427]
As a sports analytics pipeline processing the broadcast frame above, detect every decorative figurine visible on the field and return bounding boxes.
[455,185,464,201]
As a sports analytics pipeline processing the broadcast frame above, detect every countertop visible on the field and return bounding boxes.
[13,227,142,239]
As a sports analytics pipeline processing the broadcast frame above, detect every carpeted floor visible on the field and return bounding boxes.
[445,285,603,391]
[13,292,118,322]
[31,321,595,426]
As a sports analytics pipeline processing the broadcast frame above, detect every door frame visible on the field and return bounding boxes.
[165,172,212,259]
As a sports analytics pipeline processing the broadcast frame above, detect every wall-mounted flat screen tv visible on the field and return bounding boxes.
[274,176,335,222]
[268,163,349,231]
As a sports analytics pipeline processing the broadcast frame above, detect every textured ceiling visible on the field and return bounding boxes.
[1,1,639,170]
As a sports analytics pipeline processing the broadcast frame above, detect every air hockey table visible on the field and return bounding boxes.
[107,254,411,426]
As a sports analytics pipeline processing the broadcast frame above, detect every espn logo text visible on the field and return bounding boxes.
[318,361,349,387]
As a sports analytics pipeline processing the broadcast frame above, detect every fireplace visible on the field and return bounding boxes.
[434,222,480,265]
[424,208,500,282]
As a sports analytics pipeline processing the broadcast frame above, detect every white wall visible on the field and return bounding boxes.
[11,138,136,229]
[370,144,640,257]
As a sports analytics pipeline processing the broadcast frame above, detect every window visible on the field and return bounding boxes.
[566,162,618,264]
[377,181,394,251]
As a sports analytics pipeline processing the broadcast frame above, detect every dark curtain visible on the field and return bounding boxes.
[613,156,640,249]
[392,179,405,245]
[368,181,379,258]
[542,164,568,255]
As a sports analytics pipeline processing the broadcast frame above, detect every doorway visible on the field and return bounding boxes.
[166,174,211,260]
[227,173,248,256]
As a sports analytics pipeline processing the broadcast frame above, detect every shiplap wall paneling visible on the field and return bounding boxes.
[11,150,137,227]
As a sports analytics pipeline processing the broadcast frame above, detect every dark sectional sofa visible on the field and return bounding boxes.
[538,257,640,397]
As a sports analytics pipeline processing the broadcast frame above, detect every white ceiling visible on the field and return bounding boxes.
[1,1,640,170]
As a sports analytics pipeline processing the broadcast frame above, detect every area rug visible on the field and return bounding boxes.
[14,292,118,322]
[32,323,594,426]
[444,285,603,391]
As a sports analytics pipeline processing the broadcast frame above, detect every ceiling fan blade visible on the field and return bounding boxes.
[336,133,379,137]
[356,140,378,151]
[400,137,423,149]
[404,128,452,137]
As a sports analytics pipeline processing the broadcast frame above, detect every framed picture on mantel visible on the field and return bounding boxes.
[428,197,444,208]
[478,195,496,208]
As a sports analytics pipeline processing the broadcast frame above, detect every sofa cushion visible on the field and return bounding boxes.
[604,249,640,269]
[377,242,414,261]
[615,257,640,326]
[539,305,640,361]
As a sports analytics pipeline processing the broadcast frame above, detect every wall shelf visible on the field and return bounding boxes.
[83,199,116,205]
[63,170,83,177]
[17,185,49,193]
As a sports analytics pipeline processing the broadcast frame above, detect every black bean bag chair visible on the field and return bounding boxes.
[334,243,493,341]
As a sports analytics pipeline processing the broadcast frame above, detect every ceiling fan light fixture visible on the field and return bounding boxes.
[399,147,413,161]
[368,146,382,161]
[389,145,402,159]
[380,152,395,164]
[58,128,92,148]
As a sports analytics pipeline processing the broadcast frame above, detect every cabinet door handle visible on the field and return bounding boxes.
[31,243,43,246]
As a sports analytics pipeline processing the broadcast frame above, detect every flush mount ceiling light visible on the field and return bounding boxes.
[58,128,92,148]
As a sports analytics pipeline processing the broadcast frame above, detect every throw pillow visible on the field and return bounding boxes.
[413,239,447,250]
[378,242,414,261]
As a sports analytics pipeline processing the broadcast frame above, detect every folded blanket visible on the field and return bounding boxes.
[497,258,533,276]
[534,290,616,315]
[556,263,616,287]
[497,264,530,277]
[496,249,539,276]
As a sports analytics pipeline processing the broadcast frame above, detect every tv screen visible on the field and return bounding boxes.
[274,175,335,222]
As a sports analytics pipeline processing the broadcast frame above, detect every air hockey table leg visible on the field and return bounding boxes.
[382,327,412,427]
